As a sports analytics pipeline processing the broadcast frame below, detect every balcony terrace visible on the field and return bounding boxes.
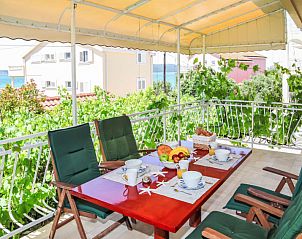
[0,100,301,239]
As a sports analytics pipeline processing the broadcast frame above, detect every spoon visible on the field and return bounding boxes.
[208,159,223,165]
[205,181,213,184]
[170,182,178,187]
[174,188,192,195]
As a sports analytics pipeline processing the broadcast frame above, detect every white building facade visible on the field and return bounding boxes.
[23,42,153,96]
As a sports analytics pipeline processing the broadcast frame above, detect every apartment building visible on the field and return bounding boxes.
[23,42,153,96]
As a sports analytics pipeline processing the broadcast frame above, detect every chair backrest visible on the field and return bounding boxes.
[292,168,302,199]
[94,115,140,161]
[270,189,302,239]
[48,123,100,186]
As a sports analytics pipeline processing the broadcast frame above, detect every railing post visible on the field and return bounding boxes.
[201,99,205,125]
[251,102,254,149]
[163,109,167,143]
[0,147,4,188]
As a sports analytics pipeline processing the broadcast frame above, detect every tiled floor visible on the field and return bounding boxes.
[22,148,302,239]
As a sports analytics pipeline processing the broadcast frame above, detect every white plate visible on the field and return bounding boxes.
[178,179,205,190]
[119,165,149,176]
[211,155,232,162]
[210,154,241,162]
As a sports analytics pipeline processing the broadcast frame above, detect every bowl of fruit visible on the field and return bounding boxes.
[157,144,190,169]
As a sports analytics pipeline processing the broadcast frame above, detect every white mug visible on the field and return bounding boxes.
[122,169,138,186]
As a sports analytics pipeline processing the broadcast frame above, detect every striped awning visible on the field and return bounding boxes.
[0,0,301,54]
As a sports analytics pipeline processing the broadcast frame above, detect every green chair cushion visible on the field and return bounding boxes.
[224,184,291,224]
[48,123,101,185]
[186,211,268,239]
[65,198,111,219]
[270,189,302,239]
[96,115,140,161]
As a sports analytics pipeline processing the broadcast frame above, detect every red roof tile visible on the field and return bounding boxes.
[41,93,96,109]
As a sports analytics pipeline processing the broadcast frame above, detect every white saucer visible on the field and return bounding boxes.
[211,155,232,162]
[178,179,205,190]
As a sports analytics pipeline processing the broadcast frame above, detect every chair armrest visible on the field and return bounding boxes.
[202,228,231,239]
[99,161,125,170]
[263,167,299,180]
[247,187,290,207]
[51,181,76,190]
[235,193,284,218]
[138,149,156,154]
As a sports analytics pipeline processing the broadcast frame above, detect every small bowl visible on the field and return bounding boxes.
[182,171,202,188]
[125,159,142,169]
[162,161,177,169]
[215,149,230,162]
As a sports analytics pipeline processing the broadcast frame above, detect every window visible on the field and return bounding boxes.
[137,52,146,64]
[79,50,93,63]
[79,82,84,92]
[45,81,56,88]
[42,53,55,62]
[65,81,72,89]
[137,77,146,90]
[64,52,71,60]
[211,60,216,66]
[60,52,71,61]
[80,51,88,62]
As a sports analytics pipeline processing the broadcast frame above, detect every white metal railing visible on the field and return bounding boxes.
[0,100,301,238]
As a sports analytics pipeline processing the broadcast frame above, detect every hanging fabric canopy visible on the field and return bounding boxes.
[0,0,301,54]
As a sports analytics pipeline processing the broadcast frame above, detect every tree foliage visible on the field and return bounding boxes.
[181,59,239,100]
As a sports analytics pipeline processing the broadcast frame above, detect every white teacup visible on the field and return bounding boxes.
[125,159,142,169]
[182,171,202,188]
[215,149,230,162]
[122,169,138,186]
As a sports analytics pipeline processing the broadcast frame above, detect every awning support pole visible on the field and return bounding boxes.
[202,35,206,65]
[283,40,290,103]
[177,28,181,145]
[71,2,77,126]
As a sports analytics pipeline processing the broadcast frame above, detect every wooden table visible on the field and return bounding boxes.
[71,141,252,239]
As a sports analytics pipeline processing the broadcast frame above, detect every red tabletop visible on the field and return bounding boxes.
[71,141,252,238]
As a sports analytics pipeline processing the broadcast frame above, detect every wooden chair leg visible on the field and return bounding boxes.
[124,216,133,231]
[246,207,256,223]
[92,217,126,239]
[56,215,74,229]
[131,218,137,224]
[49,189,67,239]
[275,177,286,192]
[285,177,295,193]
[64,208,97,219]
[66,191,87,239]
[253,207,271,229]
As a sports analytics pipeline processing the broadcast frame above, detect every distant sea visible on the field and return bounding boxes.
[153,72,177,88]
[0,70,25,89]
